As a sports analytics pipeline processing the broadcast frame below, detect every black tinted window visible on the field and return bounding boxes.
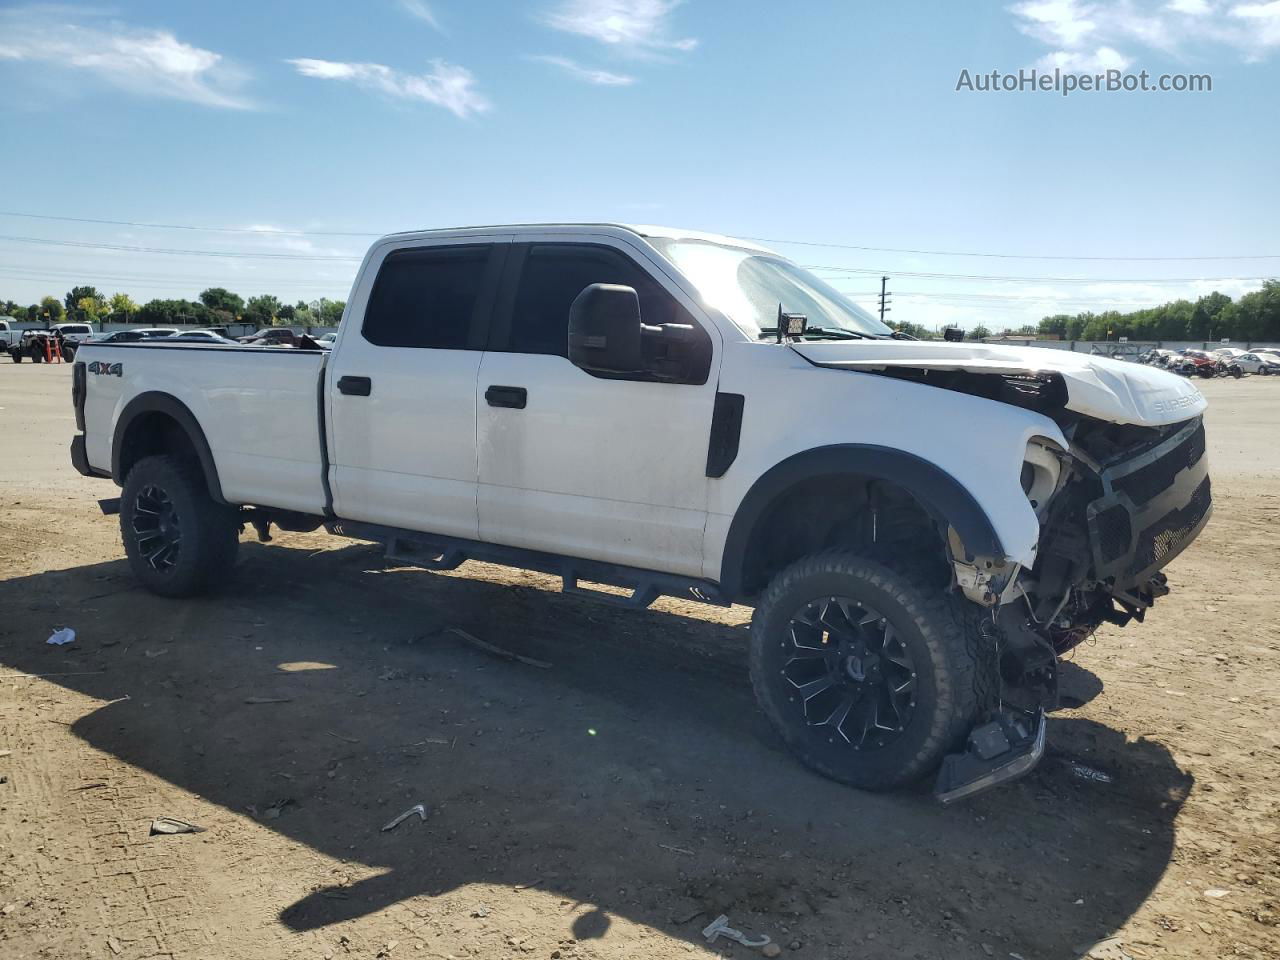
[508,244,690,356]
[364,245,491,349]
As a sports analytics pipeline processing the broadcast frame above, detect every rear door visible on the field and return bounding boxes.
[327,238,508,538]
[475,236,721,577]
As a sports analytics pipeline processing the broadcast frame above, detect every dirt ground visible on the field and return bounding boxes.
[1,363,1276,960]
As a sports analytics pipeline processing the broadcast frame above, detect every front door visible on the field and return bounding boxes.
[476,238,721,577]
[328,239,507,539]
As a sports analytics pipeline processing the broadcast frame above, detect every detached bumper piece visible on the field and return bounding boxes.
[934,709,1046,805]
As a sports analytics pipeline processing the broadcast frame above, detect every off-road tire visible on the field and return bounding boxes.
[120,455,239,597]
[11,350,21,363]
[749,549,983,791]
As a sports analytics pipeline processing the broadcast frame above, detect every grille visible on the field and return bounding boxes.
[1130,476,1211,576]
[1113,422,1205,506]
[1094,505,1132,563]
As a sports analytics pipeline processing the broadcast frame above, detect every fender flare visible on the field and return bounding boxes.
[111,392,227,503]
[718,444,1005,598]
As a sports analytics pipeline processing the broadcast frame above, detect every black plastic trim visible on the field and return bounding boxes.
[328,519,728,609]
[316,357,335,517]
[70,434,109,478]
[706,392,744,478]
[110,393,227,502]
[719,444,1004,600]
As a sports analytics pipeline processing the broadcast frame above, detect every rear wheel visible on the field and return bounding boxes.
[749,550,983,791]
[120,455,239,597]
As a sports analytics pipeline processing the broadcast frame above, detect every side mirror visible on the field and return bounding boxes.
[568,283,644,374]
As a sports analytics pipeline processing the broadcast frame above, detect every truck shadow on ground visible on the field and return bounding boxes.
[1,538,1192,959]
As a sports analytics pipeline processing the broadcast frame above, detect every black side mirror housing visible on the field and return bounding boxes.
[568,283,644,374]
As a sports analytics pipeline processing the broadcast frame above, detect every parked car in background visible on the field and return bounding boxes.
[93,328,180,344]
[8,329,58,362]
[0,317,20,353]
[237,328,298,346]
[315,332,338,349]
[49,322,95,359]
[166,330,241,345]
[1176,350,1218,378]
[1235,352,1280,375]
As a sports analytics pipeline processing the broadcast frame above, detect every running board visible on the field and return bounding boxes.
[326,519,730,609]
[934,709,1046,805]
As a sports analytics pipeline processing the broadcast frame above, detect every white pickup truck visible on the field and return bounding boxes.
[70,224,1212,801]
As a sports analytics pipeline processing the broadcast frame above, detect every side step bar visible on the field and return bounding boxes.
[934,709,1046,805]
[327,520,730,610]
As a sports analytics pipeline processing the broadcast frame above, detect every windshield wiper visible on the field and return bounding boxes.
[757,325,873,341]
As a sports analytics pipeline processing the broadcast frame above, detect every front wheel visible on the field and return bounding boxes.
[749,550,984,791]
[120,455,240,597]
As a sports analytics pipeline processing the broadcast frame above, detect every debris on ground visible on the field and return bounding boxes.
[243,696,293,704]
[149,817,205,836]
[1067,761,1114,784]
[106,935,123,955]
[445,626,552,669]
[658,843,694,856]
[702,914,772,949]
[46,627,76,646]
[262,798,296,820]
[762,944,782,958]
[381,803,428,832]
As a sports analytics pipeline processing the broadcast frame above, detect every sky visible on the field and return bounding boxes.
[0,0,1278,332]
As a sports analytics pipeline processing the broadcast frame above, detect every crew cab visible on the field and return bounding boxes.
[69,224,1212,801]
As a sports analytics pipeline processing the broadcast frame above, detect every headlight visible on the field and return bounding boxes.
[1021,440,1063,514]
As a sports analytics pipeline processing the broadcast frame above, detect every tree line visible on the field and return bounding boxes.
[0,286,346,329]
[1035,282,1280,342]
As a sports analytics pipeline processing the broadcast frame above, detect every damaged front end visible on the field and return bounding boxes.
[936,414,1212,803]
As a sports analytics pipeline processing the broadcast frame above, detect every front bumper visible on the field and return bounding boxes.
[1084,416,1211,591]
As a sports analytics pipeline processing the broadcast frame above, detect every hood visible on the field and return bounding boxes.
[789,340,1207,427]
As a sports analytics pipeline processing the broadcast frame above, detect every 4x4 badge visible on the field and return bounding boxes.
[88,361,123,377]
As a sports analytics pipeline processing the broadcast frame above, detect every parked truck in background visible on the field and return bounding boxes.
[68,223,1213,802]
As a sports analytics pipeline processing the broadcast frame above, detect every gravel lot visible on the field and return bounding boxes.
[1,362,1277,960]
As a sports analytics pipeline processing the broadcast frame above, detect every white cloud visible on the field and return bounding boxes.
[1037,45,1133,71]
[287,58,490,118]
[531,54,636,85]
[1011,0,1280,68]
[0,5,252,108]
[542,0,697,53]
[397,0,444,32]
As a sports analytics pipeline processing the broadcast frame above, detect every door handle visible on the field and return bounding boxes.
[485,385,527,409]
[337,375,372,396]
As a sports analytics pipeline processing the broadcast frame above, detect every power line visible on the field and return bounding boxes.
[0,210,380,238]
[746,234,1280,262]
[809,264,1273,284]
[3,210,1277,262]
[0,235,363,261]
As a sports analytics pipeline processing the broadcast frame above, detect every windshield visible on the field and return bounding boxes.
[647,237,892,339]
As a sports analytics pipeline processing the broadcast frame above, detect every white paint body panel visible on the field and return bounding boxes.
[788,340,1207,427]
[701,341,1067,576]
[76,343,327,514]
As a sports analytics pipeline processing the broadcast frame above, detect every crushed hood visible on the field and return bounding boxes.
[790,340,1207,427]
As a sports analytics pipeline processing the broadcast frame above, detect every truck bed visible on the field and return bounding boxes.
[77,342,329,515]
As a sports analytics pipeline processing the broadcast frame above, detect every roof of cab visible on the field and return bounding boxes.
[377,222,778,256]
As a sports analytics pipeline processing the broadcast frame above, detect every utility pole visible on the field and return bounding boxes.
[878,276,892,323]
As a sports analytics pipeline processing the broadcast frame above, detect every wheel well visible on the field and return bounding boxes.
[734,474,949,600]
[118,412,200,479]
[112,396,225,502]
